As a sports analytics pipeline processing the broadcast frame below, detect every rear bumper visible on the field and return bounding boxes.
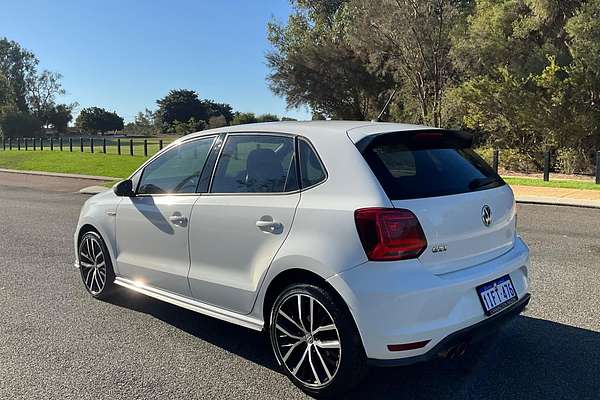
[327,237,530,361]
[368,292,530,367]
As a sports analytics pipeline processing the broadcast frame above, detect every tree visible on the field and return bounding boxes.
[446,0,595,159]
[266,0,391,120]
[27,70,66,127]
[75,107,124,134]
[281,116,298,121]
[207,115,228,129]
[565,0,600,151]
[0,38,38,112]
[256,113,279,122]
[231,112,258,125]
[204,100,234,124]
[46,104,74,133]
[155,90,235,133]
[123,109,158,136]
[0,111,41,138]
[348,0,468,127]
[155,90,207,133]
[0,72,15,116]
[172,117,205,135]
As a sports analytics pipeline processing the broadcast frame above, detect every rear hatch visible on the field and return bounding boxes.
[357,130,516,275]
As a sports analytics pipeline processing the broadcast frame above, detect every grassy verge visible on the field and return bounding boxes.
[0,150,146,178]
[503,176,600,191]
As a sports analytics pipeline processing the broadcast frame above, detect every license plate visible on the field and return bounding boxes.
[476,275,518,316]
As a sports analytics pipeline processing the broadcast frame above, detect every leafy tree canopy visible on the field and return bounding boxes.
[75,107,124,134]
[266,0,391,120]
[0,38,38,112]
[155,89,235,133]
[231,112,258,125]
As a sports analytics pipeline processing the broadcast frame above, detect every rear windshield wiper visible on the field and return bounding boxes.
[468,177,500,191]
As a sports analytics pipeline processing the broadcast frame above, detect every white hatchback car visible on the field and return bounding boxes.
[75,121,530,397]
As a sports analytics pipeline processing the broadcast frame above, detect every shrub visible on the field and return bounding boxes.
[555,148,594,175]
[0,111,42,138]
[475,147,543,173]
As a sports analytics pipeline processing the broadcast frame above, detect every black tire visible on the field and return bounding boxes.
[269,283,367,398]
[78,231,116,300]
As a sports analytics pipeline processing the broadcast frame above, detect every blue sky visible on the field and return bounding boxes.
[0,0,310,122]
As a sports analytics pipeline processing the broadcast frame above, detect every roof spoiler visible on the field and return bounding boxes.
[354,129,473,153]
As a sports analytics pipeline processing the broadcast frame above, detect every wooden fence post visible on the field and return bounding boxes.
[596,151,600,185]
[129,139,133,156]
[60,137,63,151]
[69,138,73,152]
[90,138,94,153]
[118,138,121,155]
[33,138,37,151]
[159,139,163,150]
[25,138,28,151]
[8,137,12,150]
[543,151,551,182]
[492,150,499,173]
[40,138,44,151]
[50,137,54,151]
[17,137,21,151]
[144,139,148,157]
[103,138,106,154]
[80,137,84,152]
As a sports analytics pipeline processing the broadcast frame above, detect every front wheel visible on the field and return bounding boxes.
[269,283,367,398]
[78,231,115,299]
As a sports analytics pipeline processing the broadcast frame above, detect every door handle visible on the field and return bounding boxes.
[169,214,188,226]
[256,219,283,233]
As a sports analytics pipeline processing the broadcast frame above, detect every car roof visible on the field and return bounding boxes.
[181,120,441,144]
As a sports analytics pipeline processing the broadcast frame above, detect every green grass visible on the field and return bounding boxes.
[503,176,600,191]
[0,150,147,178]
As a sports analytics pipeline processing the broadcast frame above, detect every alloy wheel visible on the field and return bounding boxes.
[79,234,107,295]
[273,293,341,388]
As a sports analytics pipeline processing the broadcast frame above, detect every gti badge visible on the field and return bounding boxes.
[432,244,448,253]
[482,205,492,227]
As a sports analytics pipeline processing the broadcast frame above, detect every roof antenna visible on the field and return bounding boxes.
[373,89,397,122]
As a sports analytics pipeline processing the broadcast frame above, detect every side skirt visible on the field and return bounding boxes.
[114,277,264,331]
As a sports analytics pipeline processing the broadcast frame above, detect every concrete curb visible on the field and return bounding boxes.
[79,186,110,195]
[0,168,120,181]
[516,196,600,209]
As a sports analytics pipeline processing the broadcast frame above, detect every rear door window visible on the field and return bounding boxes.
[361,131,504,200]
[210,134,298,193]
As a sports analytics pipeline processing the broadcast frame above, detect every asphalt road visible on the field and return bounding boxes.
[0,182,598,399]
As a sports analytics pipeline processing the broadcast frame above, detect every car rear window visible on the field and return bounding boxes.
[360,131,505,200]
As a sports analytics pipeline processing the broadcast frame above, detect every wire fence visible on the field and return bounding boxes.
[0,137,173,157]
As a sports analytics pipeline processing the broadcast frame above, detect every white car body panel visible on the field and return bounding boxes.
[74,121,531,364]
[115,195,198,296]
[188,193,300,314]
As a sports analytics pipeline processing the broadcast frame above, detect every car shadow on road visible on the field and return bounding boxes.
[105,291,600,400]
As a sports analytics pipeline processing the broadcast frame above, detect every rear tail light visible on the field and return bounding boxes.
[354,208,427,261]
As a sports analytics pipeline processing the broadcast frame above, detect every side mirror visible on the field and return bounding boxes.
[113,179,134,197]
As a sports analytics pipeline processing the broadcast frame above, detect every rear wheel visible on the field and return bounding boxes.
[269,283,367,398]
[78,231,115,299]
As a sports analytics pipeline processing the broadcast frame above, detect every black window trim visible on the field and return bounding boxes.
[133,134,219,197]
